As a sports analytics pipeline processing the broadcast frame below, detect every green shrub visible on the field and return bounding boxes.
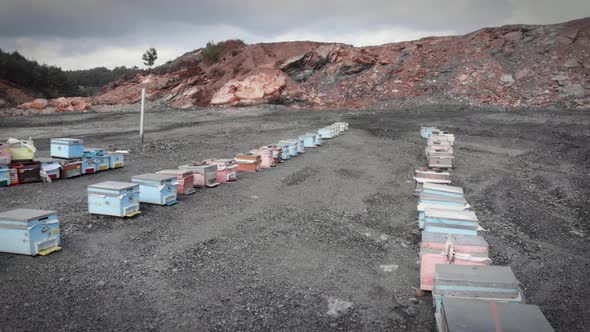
[201,41,222,63]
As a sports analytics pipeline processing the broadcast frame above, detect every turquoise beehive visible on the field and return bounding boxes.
[132,173,178,206]
[88,181,141,217]
[51,138,84,159]
[0,209,61,256]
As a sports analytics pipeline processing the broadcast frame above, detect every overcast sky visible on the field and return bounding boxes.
[0,0,588,70]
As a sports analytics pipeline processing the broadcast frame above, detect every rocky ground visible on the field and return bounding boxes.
[0,105,588,331]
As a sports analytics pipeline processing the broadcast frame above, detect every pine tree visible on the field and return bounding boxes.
[142,48,158,71]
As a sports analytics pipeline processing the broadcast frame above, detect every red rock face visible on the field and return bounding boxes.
[6,18,590,114]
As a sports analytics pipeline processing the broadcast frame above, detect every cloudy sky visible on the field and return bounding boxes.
[1,0,589,70]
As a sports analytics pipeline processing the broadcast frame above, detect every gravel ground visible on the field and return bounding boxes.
[0,105,589,331]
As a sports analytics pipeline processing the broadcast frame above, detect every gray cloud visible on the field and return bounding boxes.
[0,0,588,69]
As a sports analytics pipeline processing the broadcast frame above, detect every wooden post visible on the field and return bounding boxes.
[140,88,145,145]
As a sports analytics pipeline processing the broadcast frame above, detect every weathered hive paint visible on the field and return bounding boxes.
[202,159,237,183]
[11,161,42,183]
[0,165,10,186]
[414,167,451,184]
[296,136,306,153]
[249,149,274,168]
[306,133,322,146]
[420,247,490,291]
[418,194,470,216]
[428,155,454,169]
[318,127,337,139]
[96,155,110,171]
[50,138,84,159]
[9,168,18,185]
[87,181,141,217]
[235,154,262,172]
[0,208,61,256]
[132,173,178,206]
[419,208,477,229]
[422,183,464,198]
[436,298,554,332]
[276,142,292,161]
[83,148,105,158]
[423,220,482,236]
[260,145,282,164]
[279,140,299,157]
[180,164,220,187]
[81,157,97,174]
[432,265,524,313]
[35,158,63,180]
[107,152,125,168]
[302,134,317,148]
[420,126,438,138]
[57,158,82,179]
[421,232,489,254]
[0,143,11,165]
[156,169,196,195]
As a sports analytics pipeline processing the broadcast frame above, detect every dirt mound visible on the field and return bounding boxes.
[0,80,34,107]
[6,18,590,115]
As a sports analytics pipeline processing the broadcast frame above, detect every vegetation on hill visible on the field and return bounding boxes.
[0,49,141,98]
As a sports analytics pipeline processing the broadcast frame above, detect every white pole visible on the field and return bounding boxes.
[140,88,145,145]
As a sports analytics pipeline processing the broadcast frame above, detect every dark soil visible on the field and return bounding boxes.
[0,106,588,331]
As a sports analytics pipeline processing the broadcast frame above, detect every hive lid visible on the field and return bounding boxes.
[157,169,192,176]
[441,298,554,332]
[85,148,105,152]
[0,208,56,222]
[132,173,176,182]
[435,265,518,284]
[421,231,488,247]
[424,208,478,221]
[51,138,83,144]
[88,181,137,191]
[420,193,468,204]
[423,183,463,194]
[34,157,60,163]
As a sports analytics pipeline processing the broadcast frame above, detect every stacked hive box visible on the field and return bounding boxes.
[414,126,553,331]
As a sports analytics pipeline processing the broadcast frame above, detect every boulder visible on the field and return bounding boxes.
[563,59,579,68]
[30,98,49,109]
[211,70,288,106]
[500,74,515,84]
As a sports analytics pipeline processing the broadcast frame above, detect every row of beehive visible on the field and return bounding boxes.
[0,138,125,186]
[415,126,553,332]
[0,122,349,256]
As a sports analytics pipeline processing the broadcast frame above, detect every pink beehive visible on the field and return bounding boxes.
[0,143,11,165]
[419,232,491,291]
[249,149,274,169]
[421,231,489,254]
[203,159,237,183]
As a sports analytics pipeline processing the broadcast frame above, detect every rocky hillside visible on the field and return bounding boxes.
[8,18,590,114]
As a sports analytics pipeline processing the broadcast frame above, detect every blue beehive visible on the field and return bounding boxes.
[296,136,305,153]
[88,181,141,217]
[0,208,61,256]
[302,134,317,148]
[418,194,470,219]
[423,219,481,236]
[95,155,110,171]
[279,140,299,157]
[132,173,178,206]
[307,132,322,146]
[433,265,524,313]
[422,183,464,198]
[419,208,478,229]
[0,165,10,186]
[318,127,336,139]
[277,142,292,161]
[81,157,97,174]
[35,158,63,180]
[51,138,84,159]
[83,148,105,158]
[420,126,437,139]
[107,152,125,168]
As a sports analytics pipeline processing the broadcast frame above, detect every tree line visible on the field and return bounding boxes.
[0,49,141,98]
